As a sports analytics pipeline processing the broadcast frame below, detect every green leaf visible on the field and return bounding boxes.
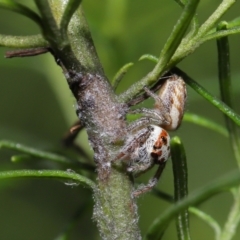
[0,169,96,189]
[0,0,43,27]
[216,21,240,166]
[144,169,240,240]
[119,0,200,103]
[0,34,48,48]
[171,137,191,240]
[60,0,82,40]
[189,207,221,240]
[112,62,134,91]
[183,113,228,137]
[197,0,236,38]
[173,67,240,127]
[0,140,94,171]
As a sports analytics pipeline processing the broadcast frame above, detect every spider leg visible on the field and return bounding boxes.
[143,86,171,122]
[127,73,172,107]
[127,116,166,133]
[133,162,166,197]
[114,127,152,162]
[143,86,164,103]
[129,108,170,126]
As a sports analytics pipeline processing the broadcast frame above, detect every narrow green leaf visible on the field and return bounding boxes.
[173,67,240,127]
[0,0,43,28]
[0,140,95,171]
[112,62,134,91]
[197,0,236,38]
[119,0,200,103]
[206,17,240,36]
[201,27,240,43]
[0,169,96,189]
[228,16,240,29]
[220,188,240,240]
[152,0,200,77]
[0,34,48,48]
[183,113,228,137]
[171,137,191,240]
[217,21,240,166]
[144,169,240,240]
[60,0,82,40]
[0,140,72,164]
[34,0,60,40]
[216,21,240,240]
[139,54,158,63]
[136,56,240,128]
[174,0,199,38]
[189,207,221,240]
[11,154,31,162]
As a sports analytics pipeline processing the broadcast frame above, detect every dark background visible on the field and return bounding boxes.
[0,1,240,239]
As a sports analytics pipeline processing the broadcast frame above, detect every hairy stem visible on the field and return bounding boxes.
[34,1,140,239]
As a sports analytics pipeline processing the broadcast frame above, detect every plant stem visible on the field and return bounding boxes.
[34,1,140,239]
[94,168,140,239]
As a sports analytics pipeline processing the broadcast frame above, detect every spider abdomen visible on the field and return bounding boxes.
[157,74,186,130]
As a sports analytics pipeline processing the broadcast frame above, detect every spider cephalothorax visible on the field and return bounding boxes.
[117,74,187,196]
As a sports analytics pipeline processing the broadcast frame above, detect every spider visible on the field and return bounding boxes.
[116,74,187,197]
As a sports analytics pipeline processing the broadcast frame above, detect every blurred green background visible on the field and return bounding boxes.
[0,0,240,239]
